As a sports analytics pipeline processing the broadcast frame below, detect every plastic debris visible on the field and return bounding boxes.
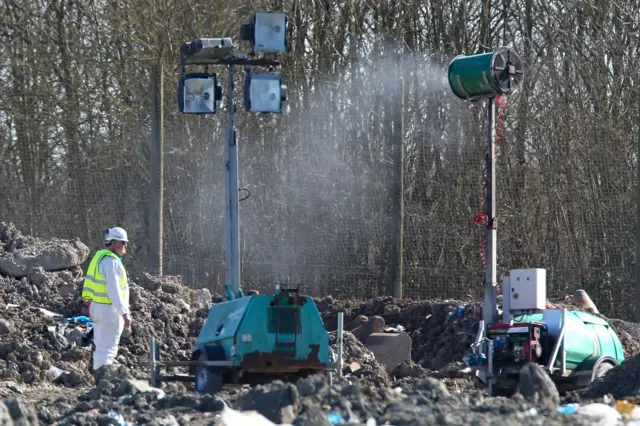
[218,405,290,426]
[556,404,579,415]
[45,365,67,381]
[577,403,622,424]
[328,412,345,425]
[67,315,94,328]
[7,384,22,394]
[327,411,363,425]
[616,399,640,422]
[108,411,127,426]
[617,400,636,416]
[465,352,487,367]
[37,307,62,317]
[448,305,465,319]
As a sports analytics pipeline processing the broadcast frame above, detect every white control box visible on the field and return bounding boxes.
[509,268,547,311]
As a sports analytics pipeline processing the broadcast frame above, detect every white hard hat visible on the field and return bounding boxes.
[104,227,129,243]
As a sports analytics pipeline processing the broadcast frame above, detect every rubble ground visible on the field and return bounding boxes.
[0,221,639,425]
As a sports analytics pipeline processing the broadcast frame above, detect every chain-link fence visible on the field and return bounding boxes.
[0,45,636,319]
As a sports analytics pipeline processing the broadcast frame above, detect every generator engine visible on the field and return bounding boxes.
[487,322,547,365]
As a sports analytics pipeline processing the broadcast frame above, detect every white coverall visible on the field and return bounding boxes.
[89,256,130,371]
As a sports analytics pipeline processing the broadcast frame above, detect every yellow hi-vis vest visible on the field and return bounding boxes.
[81,249,128,304]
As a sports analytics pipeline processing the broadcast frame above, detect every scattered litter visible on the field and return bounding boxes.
[67,315,94,328]
[556,404,579,415]
[218,405,291,426]
[347,361,361,373]
[327,411,363,425]
[7,383,22,394]
[616,400,640,422]
[578,403,622,424]
[45,365,67,381]
[327,411,345,425]
[108,411,127,426]
[448,305,465,319]
[38,307,62,318]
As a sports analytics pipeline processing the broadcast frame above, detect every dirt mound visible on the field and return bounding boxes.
[0,222,219,388]
[608,319,640,358]
[317,296,482,370]
[0,222,89,278]
[27,365,600,426]
[330,332,390,388]
[585,354,640,399]
[318,295,640,373]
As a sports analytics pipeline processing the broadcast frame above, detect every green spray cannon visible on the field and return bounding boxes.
[447,48,625,396]
[448,47,524,101]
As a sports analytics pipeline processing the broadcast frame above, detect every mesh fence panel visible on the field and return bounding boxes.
[0,47,636,319]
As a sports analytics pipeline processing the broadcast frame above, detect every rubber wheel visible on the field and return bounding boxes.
[593,362,614,381]
[195,354,224,394]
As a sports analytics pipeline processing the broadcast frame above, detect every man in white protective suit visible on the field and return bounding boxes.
[81,227,132,381]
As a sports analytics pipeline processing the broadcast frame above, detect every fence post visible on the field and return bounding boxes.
[149,62,164,276]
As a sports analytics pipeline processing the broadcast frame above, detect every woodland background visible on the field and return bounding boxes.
[1,0,638,319]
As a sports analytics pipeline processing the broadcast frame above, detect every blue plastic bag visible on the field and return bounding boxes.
[556,404,579,415]
[328,411,345,425]
[67,315,94,328]
[108,411,127,425]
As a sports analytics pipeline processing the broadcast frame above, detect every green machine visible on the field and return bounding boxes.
[467,270,625,395]
[448,47,524,101]
[149,283,337,393]
[148,10,342,394]
[447,48,624,395]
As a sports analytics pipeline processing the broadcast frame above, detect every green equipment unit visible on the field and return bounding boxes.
[511,311,624,372]
[447,47,623,395]
[149,284,338,394]
[467,269,624,395]
[448,47,524,101]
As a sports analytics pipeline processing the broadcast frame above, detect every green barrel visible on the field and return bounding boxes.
[448,47,524,100]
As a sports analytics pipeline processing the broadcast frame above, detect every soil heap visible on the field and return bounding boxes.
[583,353,640,400]
[316,296,483,371]
[0,222,214,388]
[0,221,639,425]
[33,364,604,426]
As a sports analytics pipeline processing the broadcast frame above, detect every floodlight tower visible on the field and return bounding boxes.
[447,47,524,327]
[178,12,288,300]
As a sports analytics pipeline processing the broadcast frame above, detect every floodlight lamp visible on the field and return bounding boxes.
[178,73,223,115]
[241,11,288,54]
[180,38,235,64]
[243,71,286,113]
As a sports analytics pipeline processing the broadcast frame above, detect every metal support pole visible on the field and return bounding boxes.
[487,338,494,396]
[636,93,640,322]
[149,336,157,387]
[484,98,498,328]
[149,63,164,276]
[224,64,241,299]
[337,312,344,379]
[561,308,567,374]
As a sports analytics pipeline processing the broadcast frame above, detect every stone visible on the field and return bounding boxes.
[235,381,301,424]
[4,398,38,426]
[0,238,89,278]
[516,363,560,406]
[0,320,13,336]
[415,378,452,401]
